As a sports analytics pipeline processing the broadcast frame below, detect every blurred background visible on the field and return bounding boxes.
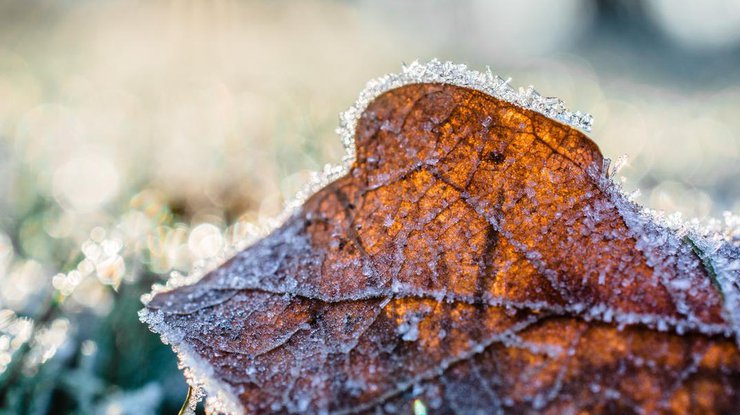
[0,0,738,413]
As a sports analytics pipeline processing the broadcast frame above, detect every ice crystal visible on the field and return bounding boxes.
[337,59,593,170]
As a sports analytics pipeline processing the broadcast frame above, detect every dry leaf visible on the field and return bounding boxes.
[142,65,740,414]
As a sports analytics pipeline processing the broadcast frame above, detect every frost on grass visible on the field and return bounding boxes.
[140,61,740,414]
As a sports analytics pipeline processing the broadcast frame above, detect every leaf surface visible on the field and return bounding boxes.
[144,83,740,414]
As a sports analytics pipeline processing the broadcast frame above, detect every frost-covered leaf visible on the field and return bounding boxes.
[141,64,740,414]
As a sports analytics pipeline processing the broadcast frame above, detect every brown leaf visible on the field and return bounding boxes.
[143,81,740,414]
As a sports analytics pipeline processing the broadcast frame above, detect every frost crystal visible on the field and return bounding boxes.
[337,59,594,170]
[291,60,594,209]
